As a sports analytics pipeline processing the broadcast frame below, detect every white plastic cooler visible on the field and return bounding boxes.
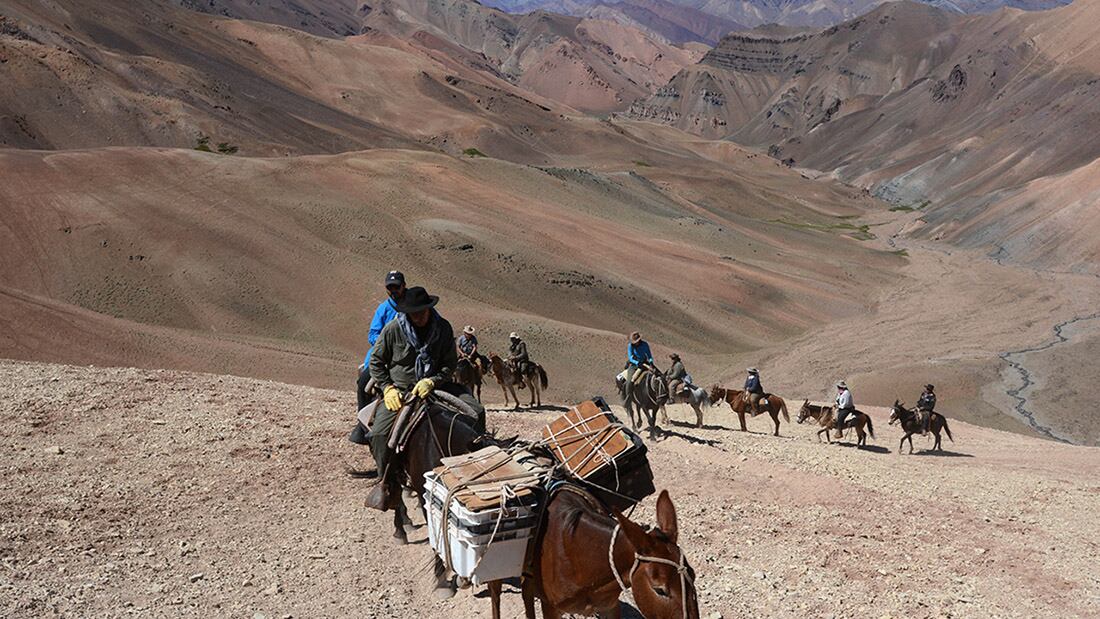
[423,471,538,585]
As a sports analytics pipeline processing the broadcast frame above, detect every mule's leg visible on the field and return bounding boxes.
[933,431,942,451]
[509,385,520,410]
[908,435,915,454]
[772,410,781,437]
[693,402,703,428]
[521,580,537,619]
[647,407,659,440]
[393,495,409,544]
[898,435,905,455]
[488,580,502,619]
[541,600,564,619]
[659,403,670,425]
[738,410,748,432]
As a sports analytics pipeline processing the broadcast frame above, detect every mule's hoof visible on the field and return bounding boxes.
[432,583,458,600]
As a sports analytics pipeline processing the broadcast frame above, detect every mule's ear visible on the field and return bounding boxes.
[613,509,653,554]
[656,490,678,544]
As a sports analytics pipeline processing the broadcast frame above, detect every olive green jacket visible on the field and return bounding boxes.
[369,315,457,392]
[667,361,686,381]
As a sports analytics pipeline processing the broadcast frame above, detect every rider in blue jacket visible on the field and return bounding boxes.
[626,331,655,383]
[354,271,406,417]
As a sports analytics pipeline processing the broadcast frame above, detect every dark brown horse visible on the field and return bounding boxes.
[454,356,483,401]
[889,401,953,454]
[796,400,874,447]
[370,396,502,595]
[488,353,548,409]
[709,386,789,437]
[488,488,698,619]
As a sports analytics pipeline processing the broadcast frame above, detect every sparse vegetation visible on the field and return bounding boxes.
[769,218,876,240]
[194,134,239,155]
[890,248,909,257]
[632,160,651,167]
[889,200,931,212]
[462,147,486,158]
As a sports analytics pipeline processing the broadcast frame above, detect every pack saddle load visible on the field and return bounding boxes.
[424,397,656,585]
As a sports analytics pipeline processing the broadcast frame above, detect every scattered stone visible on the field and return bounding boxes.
[189,573,204,583]
[45,445,64,455]
[263,583,281,596]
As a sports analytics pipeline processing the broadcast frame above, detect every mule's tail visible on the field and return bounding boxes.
[865,414,875,439]
[538,365,548,389]
[941,416,953,442]
[779,399,790,423]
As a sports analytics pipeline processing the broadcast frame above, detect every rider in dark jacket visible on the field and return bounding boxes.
[917,384,937,435]
[508,332,530,388]
[744,367,765,414]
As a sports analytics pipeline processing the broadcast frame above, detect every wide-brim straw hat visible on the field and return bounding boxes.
[463,325,475,335]
[836,380,848,389]
[629,331,642,343]
[509,332,519,339]
[747,367,758,374]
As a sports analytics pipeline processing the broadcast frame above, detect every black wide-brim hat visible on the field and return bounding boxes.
[396,286,438,313]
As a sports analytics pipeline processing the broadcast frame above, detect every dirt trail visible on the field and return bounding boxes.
[3,360,1098,618]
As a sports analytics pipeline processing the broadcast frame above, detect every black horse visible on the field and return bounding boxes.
[889,400,953,454]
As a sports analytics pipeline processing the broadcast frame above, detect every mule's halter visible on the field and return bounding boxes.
[609,523,695,619]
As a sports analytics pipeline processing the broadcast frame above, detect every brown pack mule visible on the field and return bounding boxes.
[487,488,699,619]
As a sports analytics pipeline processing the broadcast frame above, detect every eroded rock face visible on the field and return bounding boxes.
[700,33,811,75]
[931,64,967,102]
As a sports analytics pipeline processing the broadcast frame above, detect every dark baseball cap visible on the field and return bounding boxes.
[384,271,405,287]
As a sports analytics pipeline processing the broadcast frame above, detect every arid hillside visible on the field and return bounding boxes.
[3,361,1098,617]
[630,0,1100,275]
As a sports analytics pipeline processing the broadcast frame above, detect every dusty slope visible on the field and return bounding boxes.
[363,0,705,113]
[0,0,603,158]
[2,360,1098,617]
[0,141,900,401]
[629,0,1100,274]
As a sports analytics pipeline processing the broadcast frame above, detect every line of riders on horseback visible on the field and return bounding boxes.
[345,269,954,617]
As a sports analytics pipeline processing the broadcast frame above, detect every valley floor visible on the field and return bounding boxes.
[2,361,1097,618]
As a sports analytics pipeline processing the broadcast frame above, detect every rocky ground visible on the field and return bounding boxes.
[2,360,1098,618]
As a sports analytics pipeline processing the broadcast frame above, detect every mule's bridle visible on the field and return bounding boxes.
[608,523,695,619]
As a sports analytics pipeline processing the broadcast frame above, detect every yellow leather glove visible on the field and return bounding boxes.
[383,385,403,411]
[413,378,435,398]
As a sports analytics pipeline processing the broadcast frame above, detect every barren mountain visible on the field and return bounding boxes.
[361,0,705,112]
[630,0,1100,275]
[484,0,1071,31]
[481,0,748,45]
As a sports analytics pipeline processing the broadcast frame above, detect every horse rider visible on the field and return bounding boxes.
[744,367,765,414]
[626,331,656,385]
[507,332,530,388]
[350,270,406,450]
[834,380,855,438]
[456,325,490,372]
[917,384,937,435]
[367,286,486,508]
[666,353,688,396]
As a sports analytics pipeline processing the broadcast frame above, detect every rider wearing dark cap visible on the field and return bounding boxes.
[367,286,486,507]
[917,384,937,435]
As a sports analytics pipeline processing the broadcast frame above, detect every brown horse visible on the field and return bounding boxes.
[488,353,548,409]
[454,356,483,401]
[889,401,953,454]
[487,487,698,619]
[709,386,789,437]
[796,400,874,447]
